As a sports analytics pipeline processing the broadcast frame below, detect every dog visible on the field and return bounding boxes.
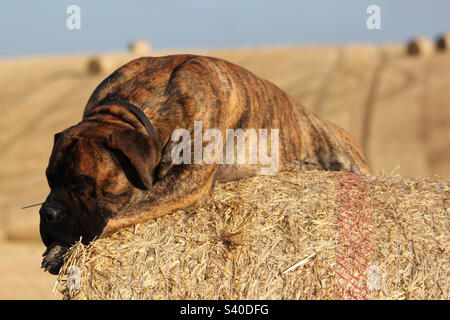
[40,54,369,274]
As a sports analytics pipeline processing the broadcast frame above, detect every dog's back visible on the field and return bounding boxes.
[84,54,369,176]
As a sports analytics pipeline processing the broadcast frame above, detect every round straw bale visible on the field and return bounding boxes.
[436,33,450,52]
[406,37,434,56]
[57,170,449,300]
[86,56,117,75]
[128,40,151,56]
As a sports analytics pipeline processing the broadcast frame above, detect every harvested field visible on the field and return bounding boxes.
[0,44,448,299]
[0,241,59,299]
[57,170,449,300]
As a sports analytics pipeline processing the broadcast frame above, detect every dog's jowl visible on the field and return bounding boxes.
[40,54,369,274]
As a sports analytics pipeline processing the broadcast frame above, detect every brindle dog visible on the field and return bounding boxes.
[40,54,369,274]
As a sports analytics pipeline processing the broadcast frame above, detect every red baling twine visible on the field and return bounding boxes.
[335,173,377,300]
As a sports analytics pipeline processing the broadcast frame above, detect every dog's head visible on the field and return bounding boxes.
[40,120,160,251]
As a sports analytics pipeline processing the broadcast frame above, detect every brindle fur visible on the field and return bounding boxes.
[40,54,369,274]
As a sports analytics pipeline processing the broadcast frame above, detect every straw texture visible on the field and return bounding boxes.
[57,170,449,300]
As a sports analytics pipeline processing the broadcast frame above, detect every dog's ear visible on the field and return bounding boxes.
[53,132,63,145]
[107,129,159,190]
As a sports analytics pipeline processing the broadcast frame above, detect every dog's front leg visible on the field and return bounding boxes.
[101,164,218,236]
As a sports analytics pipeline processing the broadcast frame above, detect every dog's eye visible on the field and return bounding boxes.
[69,182,85,192]
[69,175,93,192]
[69,183,82,190]
[101,189,128,201]
[102,191,116,198]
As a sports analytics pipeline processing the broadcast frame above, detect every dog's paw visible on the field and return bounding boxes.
[41,243,69,275]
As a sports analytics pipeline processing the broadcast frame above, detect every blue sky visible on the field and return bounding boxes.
[0,0,449,57]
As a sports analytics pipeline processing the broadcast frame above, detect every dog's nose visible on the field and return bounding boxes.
[40,205,63,222]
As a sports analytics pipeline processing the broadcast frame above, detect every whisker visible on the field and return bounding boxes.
[21,202,44,210]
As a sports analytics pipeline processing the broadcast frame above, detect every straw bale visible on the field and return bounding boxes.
[86,56,117,75]
[128,40,151,56]
[406,37,434,56]
[57,170,449,300]
[436,33,450,52]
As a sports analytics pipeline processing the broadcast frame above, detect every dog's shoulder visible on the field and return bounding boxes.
[83,55,229,114]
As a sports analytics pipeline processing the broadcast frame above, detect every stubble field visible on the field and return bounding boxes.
[0,44,448,299]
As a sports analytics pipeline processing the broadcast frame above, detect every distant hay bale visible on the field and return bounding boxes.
[86,56,117,75]
[128,40,151,56]
[406,37,434,56]
[57,170,449,300]
[85,41,152,75]
[436,33,450,52]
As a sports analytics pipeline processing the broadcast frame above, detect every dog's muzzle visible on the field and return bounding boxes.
[40,202,67,223]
